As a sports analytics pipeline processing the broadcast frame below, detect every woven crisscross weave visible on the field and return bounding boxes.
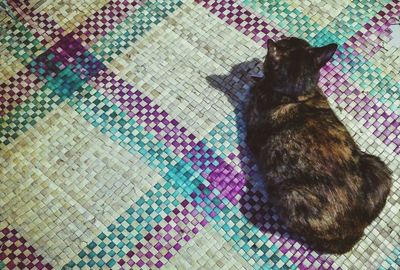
[0,0,399,269]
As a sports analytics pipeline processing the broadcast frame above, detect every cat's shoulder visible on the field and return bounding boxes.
[299,92,330,109]
[270,102,299,122]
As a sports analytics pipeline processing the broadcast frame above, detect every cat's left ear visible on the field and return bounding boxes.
[312,43,338,67]
[267,39,281,62]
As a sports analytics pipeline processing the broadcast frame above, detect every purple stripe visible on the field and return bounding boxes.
[195,0,285,44]
[115,0,398,268]
[73,0,142,45]
[89,71,247,203]
[117,195,213,268]
[91,69,196,156]
[5,0,330,267]
[90,70,336,269]
[2,0,396,269]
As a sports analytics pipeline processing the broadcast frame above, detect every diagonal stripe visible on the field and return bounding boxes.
[69,0,144,47]
[60,83,296,269]
[240,0,393,44]
[90,0,184,63]
[83,56,335,266]
[3,1,392,268]
[1,0,396,268]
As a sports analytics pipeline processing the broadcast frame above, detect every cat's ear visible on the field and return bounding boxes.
[312,43,338,67]
[267,39,281,62]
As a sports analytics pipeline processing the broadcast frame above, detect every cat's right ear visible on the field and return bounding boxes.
[267,39,281,62]
[312,43,338,68]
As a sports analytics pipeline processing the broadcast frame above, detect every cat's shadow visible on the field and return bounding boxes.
[206,59,309,248]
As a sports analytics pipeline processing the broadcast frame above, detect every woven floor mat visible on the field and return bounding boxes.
[0,0,399,269]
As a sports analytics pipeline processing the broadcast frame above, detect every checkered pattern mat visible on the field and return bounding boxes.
[0,0,399,269]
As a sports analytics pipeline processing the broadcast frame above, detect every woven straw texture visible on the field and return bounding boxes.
[1,0,399,269]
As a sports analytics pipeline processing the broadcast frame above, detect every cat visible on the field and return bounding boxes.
[245,37,392,254]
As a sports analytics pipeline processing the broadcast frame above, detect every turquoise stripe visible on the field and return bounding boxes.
[318,0,391,42]
[1,0,182,147]
[0,20,47,66]
[63,84,293,268]
[3,1,394,268]
[241,0,338,43]
[91,0,184,62]
[0,87,63,146]
[241,0,391,44]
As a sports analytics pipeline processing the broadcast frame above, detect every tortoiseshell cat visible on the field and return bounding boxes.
[246,37,392,254]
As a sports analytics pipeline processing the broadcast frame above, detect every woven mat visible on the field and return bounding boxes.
[0,0,399,269]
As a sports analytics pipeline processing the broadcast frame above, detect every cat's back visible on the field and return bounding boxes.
[259,93,360,180]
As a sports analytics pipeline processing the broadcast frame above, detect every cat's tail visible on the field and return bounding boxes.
[359,153,392,223]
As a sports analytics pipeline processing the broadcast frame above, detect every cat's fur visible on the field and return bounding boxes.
[246,37,392,254]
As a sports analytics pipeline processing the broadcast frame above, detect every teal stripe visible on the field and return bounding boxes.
[318,0,391,42]
[241,0,391,44]
[0,87,62,147]
[241,0,339,43]
[91,0,184,62]
[63,84,293,268]
[0,48,104,146]
[1,1,395,268]
[0,20,47,66]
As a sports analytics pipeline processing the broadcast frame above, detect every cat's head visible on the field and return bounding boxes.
[263,37,337,96]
